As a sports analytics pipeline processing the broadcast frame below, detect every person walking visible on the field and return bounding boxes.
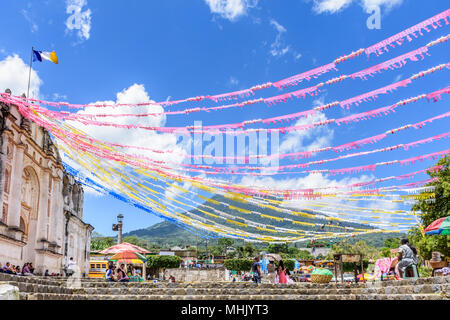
[66,257,76,277]
[251,257,262,284]
[277,260,288,284]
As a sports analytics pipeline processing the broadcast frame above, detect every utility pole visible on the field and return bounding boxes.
[112,214,124,244]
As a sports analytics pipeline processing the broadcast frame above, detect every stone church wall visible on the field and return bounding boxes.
[0,90,93,276]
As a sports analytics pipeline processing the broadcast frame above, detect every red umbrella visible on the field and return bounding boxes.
[99,242,150,254]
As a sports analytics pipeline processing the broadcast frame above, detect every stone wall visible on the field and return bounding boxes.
[163,268,227,282]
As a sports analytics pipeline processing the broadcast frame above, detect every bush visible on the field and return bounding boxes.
[147,255,181,270]
[224,258,253,272]
[418,266,433,278]
[380,247,391,258]
[408,227,449,261]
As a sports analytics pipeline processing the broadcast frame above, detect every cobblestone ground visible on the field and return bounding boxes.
[0,273,449,300]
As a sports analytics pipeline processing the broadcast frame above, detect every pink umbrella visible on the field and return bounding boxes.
[99,242,150,254]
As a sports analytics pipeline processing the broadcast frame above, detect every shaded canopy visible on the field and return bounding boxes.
[99,242,150,254]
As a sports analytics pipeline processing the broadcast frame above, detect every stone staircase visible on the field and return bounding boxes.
[0,273,449,300]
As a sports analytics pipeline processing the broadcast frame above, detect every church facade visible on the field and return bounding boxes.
[0,89,93,276]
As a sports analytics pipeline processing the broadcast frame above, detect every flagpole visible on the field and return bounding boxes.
[27,46,33,98]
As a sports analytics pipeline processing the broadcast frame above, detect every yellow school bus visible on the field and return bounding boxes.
[88,260,108,278]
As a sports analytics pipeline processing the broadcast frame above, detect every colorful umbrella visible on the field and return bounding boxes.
[425,216,450,235]
[109,251,148,264]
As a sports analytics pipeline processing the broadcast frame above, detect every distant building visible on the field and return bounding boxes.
[0,90,93,276]
[159,246,196,258]
[303,247,331,258]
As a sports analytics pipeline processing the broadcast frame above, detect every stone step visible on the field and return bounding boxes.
[76,283,449,296]
[22,293,447,300]
[12,282,448,297]
[3,273,449,290]
[5,281,74,294]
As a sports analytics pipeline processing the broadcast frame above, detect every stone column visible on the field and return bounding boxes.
[53,180,65,247]
[78,187,84,219]
[48,177,59,244]
[6,142,25,229]
[54,179,64,247]
[0,132,8,221]
[36,168,50,242]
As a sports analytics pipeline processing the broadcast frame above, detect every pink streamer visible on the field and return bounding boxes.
[365,9,450,57]
[352,47,429,80]
[210,89,254,102]
[273,63,337,88]
[426,86,450,102]
[332,134,388,152]
[340,79,412,109]
[399,150,450,166]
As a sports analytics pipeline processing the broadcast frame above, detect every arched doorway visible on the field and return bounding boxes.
[20,166,40,264]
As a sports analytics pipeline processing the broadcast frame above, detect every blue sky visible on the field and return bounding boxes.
[0,0,449,237]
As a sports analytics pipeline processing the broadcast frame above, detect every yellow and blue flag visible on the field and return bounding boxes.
[32,50,58,64]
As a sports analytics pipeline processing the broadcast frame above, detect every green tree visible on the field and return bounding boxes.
[90,237,115,251]
[380,247,392,258]
[276,259,295,271]
[408,157,450,259]
[267,243,289,254]
[224,258,253,272]
[297,250,315,260]
[217,238,234,256]
[384,238,401,249]
[412,156,450,227]
[147,255,181,270]
[122,236,149,249]
[328,240,380,261]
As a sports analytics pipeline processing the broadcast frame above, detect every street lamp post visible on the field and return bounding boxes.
[112,214,124,244]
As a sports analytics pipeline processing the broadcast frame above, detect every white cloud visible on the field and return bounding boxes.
[279,97,334,154]
[279,111,334,154]
[311,0,403,14]
[312,0,353,14]
[65,0,92,42]
[0,55,42,98]
[269,19,291,57]
[61,84,192,196]
[393,74,402,82]
[52,93,68,101]
[228,76,239,86]
[67,84,191,167]
[21,9,39,33]
[270,19,287,33]
[204,0,259,21]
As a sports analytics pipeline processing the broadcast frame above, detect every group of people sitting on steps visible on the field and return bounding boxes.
[105,263,145,282]
[0,262,35,276]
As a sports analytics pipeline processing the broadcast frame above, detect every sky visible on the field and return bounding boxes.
[0,0,449,237]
